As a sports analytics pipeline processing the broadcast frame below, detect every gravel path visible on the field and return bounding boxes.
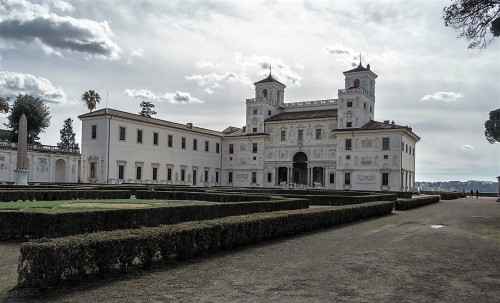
[2,197,499,302]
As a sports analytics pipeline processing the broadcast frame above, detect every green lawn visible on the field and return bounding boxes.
[0,199,220,212]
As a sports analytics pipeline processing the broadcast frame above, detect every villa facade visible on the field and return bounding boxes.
[79,64,419,191]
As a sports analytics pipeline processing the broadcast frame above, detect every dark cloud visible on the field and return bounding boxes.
[0,0,120,59]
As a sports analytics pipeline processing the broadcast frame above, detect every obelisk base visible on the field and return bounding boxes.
[14,169,29,185]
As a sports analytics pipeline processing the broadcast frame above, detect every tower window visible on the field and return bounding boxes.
[346,138,352,150]
[382,138,390,150]
[364,102,367,109]
[253,109,258,115]
[346,122,352,128]
[253,127,257,133]
[347,101,353,107]
[281,131,286,141]
[315,129,322,139]
[354,79,360,88]
[298,129,304,140]
[263,89,268,98]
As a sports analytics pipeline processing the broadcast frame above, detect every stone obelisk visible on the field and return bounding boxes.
[14,113,29,185]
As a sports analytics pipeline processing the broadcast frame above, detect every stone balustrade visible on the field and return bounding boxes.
[0,141,80,154]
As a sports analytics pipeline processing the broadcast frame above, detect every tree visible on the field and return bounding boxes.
[443,0,500,49]
[485,108,500,144]
[139,101,157,118]
[58,118,77,150]
[0,96,9,114]
[82,90,101,112]
[5,94,51,144]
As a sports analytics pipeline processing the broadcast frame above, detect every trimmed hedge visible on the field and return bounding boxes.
[0,190,131,202]
[18,201,394,288]
[0,198,308,240]
[135,190,272,202]
[394,195,440,210]
[280,193,397,206]
[420,191,462,200]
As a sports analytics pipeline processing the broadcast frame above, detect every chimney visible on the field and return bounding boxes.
[186,123,193,129]
[384,120,390,124]
[391,120,395,125]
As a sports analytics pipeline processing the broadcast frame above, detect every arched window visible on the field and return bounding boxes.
[353,79,360,88]
[262,89,268,98]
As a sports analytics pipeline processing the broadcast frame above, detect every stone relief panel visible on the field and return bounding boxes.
[240,144,247,152]
[279,150,288,160]
[236,174,248,180]
[313,149,323,159]
[267,151,273,159]
[361,139,373,148]
[360,157,373,166]
[357,174,375,184]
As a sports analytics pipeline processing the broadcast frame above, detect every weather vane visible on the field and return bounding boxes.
[359,53,362,65]
[269,64,272,75]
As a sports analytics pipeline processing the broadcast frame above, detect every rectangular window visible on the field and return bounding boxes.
[168,135,173,147]
[181,169,185,181]
[347,101,353,107]
[268,110,271,116]
[204,170,209,183]
[215,171,219,183]
[90,162,97,178]
[346,122,352,128]
[402,141,404,151]
[205,140,209,152]
[137,130,143,143]
[315,129,321,139]
[267,172,272,182]
[345,172,351,185]
[216,142,220,153]
[228,172,233,183]
[346,138,352,150]
[252,143,258,153]
[181,137,186,149]
[346,155,351,160]
[136,166,142,180]
[193,139,197,151]
[298,129,304,140]
[119,126,126,141]
[118,165,124,180]
[229,144,234,154]
[406,144,408,153]
[382,138,390,150]
[409,146,412,155]
[153,132,159,145]
[329,173,335,184]
[382,173,389,186]
[152,167,158,180]
[253,127,257,133]
[91,125,97,139]
[167,168,172,181]
[253,109,258,115]
[281,131,286,141]
[384,155,388,159]
[252,172,257,183]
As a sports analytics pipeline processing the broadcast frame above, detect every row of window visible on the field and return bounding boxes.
[402,142,415,156]
[346,100,372,112]
[116,164,220,183]
[91,125,221,153]
[345,137,390,151]
[228,143,258,154]
[278,129,323,141]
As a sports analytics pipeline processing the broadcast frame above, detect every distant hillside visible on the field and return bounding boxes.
[416,180,497,193]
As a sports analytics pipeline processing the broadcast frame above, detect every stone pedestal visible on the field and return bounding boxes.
[14,169,29,185]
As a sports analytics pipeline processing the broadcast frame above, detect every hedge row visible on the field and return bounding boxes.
[282,193,397,206]
[0,198,308,240]
[135,190,272,202]
[421,191,462,200]
[18,201,394,288]
[394,195,440,210]
[0,190,131,202]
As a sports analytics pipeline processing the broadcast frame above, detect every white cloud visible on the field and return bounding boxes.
[462,145,474,150]
[234,53,302,86]
[124,89,204,104]
[204,88,214,94]
[420,92,464,102]
[0,71,68,103]
[185,71,252,88]
[130,48,144,58]
[0,0,121,59]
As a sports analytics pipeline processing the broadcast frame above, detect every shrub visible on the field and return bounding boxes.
[0,190,131,202]
[394,196,440,210]
[18,201,394,288]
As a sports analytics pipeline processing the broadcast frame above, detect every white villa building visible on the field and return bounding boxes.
[79,63,419,191]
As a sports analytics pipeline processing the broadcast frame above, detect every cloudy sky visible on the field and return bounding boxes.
[0,0,499,182]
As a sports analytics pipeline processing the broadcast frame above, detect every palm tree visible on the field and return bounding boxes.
[82,90,101,112]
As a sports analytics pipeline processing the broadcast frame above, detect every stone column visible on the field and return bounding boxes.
[14,113,29,185]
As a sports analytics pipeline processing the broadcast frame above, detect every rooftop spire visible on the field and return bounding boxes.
[359,53,362,66]
[269,64,272,75]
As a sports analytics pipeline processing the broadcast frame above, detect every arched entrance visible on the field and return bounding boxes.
[293,152,308,185]
[55,159,66,182]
